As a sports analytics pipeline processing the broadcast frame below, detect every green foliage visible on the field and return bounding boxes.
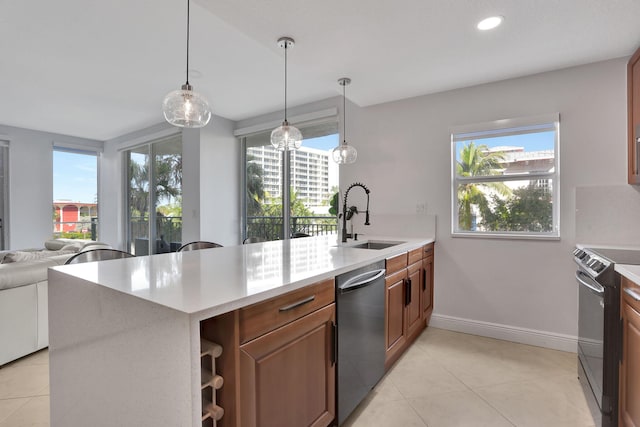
[456,141,510,231]
[128,152,182,218]
[480,184,552,232]
[246,156,265,217]
[261,188,314,218]
[328,192,339,216]
[59,231,89,239]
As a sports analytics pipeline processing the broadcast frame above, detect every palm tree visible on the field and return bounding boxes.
[246,156,265,217]
[456,141,510,230]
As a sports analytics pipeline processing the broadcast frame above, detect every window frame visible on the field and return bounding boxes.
[239,118,339,242]
[450,113,560,240]
[52,146,100,241]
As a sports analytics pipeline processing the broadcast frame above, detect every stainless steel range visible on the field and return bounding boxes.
[573,247,640,427]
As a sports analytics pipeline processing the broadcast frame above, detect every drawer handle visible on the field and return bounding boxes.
[279,295,316,312]
[625,287,640,302]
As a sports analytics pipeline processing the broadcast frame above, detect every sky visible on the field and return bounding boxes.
[53,151,98,203]
[305,133,339,151]
[455,131,555,161]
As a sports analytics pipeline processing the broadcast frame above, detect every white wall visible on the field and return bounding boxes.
[339,58,628,350]
[0,125,102,250]
[198,116,239,246]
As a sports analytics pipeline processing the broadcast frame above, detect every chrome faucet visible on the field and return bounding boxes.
[342,182,370,242]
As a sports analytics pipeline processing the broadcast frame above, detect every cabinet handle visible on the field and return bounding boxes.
[422,269,426,291]
[624,287,640,302]
[405,279,412,306]
[279,295,315,312]
[330,322,337,366]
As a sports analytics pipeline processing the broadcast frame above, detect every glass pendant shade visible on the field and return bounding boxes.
[163,84,211,128]
[163,0,212,128]
[332,141,357,164]
[332,77,357,164]
[271,120,302,151]
[271,37,301,151]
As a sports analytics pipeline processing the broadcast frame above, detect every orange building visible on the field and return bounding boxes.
[53,201,98,232]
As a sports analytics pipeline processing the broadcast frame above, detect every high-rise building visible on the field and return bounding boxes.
[247,145,337,213]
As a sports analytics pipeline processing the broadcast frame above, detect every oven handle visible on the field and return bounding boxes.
[575,270,605,295]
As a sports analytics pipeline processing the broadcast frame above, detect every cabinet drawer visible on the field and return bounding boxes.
[239,278,335,343]
[622,276,640,313]
[386,253,408,275]
[423,243,434,258]
[408,248,423,265]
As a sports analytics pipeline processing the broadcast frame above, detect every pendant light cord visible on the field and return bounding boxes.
[186,0,190,85]
[343,82,346,145]
[284,43,288,121]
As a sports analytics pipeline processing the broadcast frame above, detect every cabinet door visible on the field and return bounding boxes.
[620,283,640,427]
[421,255,434,326]
[628,46,640,184]
[385,269,407,365]
[239,304,336,427]
[406,261,422,339]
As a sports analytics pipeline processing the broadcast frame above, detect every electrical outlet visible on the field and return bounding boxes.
[416,203,426,214]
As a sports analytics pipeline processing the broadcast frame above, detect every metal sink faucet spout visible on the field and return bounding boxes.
[342,182,371,242]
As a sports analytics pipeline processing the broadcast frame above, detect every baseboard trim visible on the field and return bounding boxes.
[430,314,577,353]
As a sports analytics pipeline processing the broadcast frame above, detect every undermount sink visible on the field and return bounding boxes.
[350,240,405,250]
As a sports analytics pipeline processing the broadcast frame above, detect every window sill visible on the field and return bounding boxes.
[451,232,560,241]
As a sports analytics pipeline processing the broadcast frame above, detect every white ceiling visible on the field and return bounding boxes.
[2,0,640,141]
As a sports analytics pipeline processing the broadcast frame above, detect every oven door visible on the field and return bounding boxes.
[576,269,605,411]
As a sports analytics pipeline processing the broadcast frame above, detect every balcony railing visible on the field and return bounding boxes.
[54,215,337,249]
[247,216,338,241]
[53,217,98,240]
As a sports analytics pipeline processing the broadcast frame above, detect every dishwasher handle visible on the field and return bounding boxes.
[338,269,386,293]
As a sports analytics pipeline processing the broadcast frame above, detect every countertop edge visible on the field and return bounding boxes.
[51,235,435,318]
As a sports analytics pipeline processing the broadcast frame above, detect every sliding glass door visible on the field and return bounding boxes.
[125,134,182,255]
[0,142,8,250]
[241,121,339,242]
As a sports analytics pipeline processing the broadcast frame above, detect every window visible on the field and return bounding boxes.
[53,148,98,241]
[124,134,182,255]
[241,120,339,241]
[451,114,559,239]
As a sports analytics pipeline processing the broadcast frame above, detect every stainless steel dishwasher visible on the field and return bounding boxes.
[336,260,386,425]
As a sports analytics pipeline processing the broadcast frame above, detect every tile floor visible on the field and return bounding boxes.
[0,328,594,427]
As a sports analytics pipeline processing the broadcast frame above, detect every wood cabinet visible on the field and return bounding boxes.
[384,244,435,370]
[620,276,640,426]
[385,268,407,367]
[421,243,434,325]
[202,278,336,427]
[239,304,336,427]
[628,45,640,184]
[406,258,423,339]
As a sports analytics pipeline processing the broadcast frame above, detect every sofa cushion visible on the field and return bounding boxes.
[1,250,77,264]
[0,258,59,290]
[44,239,68,251]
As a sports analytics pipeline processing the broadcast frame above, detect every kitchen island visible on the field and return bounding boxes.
[48,235,434,427]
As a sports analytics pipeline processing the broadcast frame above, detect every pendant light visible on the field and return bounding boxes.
[162,0,211,128]
[332,78,357,164]
[270,37,302,151]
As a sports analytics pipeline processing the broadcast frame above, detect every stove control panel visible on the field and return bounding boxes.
[573,248,611,277]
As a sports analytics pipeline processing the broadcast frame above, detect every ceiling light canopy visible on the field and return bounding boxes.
[332,77,357,164]
[162,0,212,128]
[271,37,302,151]
[477,15,504,31]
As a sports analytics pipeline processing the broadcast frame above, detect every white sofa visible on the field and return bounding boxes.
[0,239,109,366]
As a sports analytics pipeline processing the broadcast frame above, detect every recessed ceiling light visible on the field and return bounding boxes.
[477,16,504,31]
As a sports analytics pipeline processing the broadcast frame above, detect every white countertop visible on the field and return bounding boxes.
[616,264,640,284]
[50,235,434,319]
